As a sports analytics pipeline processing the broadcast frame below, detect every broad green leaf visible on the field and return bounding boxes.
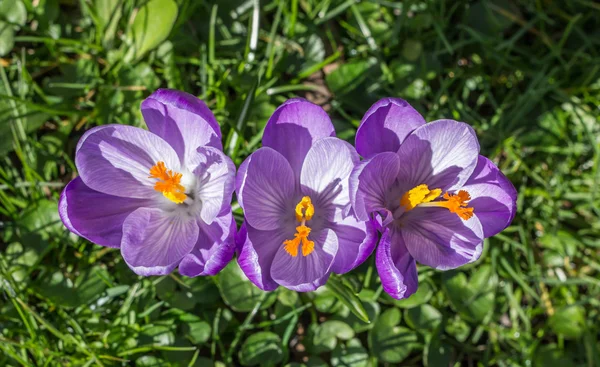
[533,344,577,367]
[549,305,585,339]
[239,332,284,367]
[425,330,453,367]
[75,266,109,305]
[94,0,120,29]
[18,199,61,237]
[135,356,169,367]
[0,21,14,56]
[313,320,355,352]
[217,261,276,312]
[331,338,369,367]
[277,287,299,307]
[405,304,442,332]
[125,0,178,62]
[179,313,211,344]
[368,308,418,363]
[0,0,27,26]
[326,58,376,96]
[385,281,434,308]
[326,275,370,323]
[442,265,497,323]
[94,0,122,48]
[140,325,175,346]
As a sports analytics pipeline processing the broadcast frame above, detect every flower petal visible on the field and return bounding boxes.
[179,210,236,277]
[356,98,426,158]
[329,208,377,274]
[142,89,222,164]
[300,137,359,208]
[59,177,151,248]
[349,152,401,221]
[462,156,517,237]
[121,207,199,276]
[237,222,287,291]
[396,119,479,192]
[402,207,484,270]
[188,146,236,224]
[263,98,335,179]
[270,228,338,292]
[376,228,419,300]
[236,147,296,231]
[75,125,180,199]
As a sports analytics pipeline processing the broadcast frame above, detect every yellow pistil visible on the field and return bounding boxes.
[284,196,316,257]
[400,184,474,220]
[149,161,187,204]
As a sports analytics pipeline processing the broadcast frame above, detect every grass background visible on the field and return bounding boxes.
[1,0,600,366]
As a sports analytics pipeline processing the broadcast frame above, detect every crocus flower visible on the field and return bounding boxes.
[351,98,517,299]
[59,89,236,277]
[236,98,377,292]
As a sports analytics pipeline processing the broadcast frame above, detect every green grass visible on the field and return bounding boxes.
[1,0,599,366]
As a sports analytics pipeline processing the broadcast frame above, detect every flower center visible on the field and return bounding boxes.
[149,161,187,204]
[283,196,315,257]
[400,184,474,220]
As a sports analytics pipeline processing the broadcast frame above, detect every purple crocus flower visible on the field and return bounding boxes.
[351,98,517,299]
[59,89,236,277]
[236,98,377,292]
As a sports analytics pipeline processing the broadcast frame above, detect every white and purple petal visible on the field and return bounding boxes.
[329,208,377,274]
[121,207,199,276]
[300,137,359,209]
[461,155,517,238]
[237,222,288,291]
[356,98,426,158]
[349,152,401,222]
[262,98,335,179]
[188,146,236,225]
[75,124,180,199]
[58,177,152,248]
[402,207,484,270]
[141,89,222,164]
[396,119,479,192]
[179,210,236,277]
[236,147,297,231]
[376,228,419,300]
[270,228,339,292]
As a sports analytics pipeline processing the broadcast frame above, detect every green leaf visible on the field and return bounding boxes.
[442,265,497,323]
[385,281,434,309]
[0,0,27,26]
[18,199,61,237]
[277,287,298,307]
[405,304,442,332]
[94,0,120,29]
[239,332,284,367]
[0,21,14,56]
[313,320,355,352]
[125,0,178,62]
[179,313,211,344]
[140,325,175,346]
[75,266,109,305]
[217,261,276,312]
[533,344,577,367]
[424,329,453,367]
[549,305,586,339]
[326,275,370,323]
[368,308,418,363]
[34,270,79,307]
[136,356,169,367]
[331,338,369,367]
[326,58,376,96]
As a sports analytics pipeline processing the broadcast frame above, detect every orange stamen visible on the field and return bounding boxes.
[149,161,187,204]
[400,184,474,220]
[283,197,316,257]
